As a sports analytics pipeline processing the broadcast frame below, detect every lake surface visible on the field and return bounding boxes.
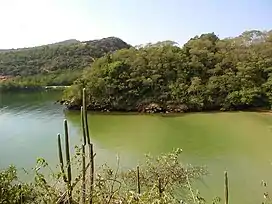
[1,90,272,203]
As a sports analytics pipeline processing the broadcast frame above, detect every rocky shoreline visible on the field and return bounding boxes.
[58,97,272,114]
[59,99,189,113]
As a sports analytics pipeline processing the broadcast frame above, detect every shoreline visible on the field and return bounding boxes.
[63,104,272,115]
[44,85,70,90]
[0,85,70,92]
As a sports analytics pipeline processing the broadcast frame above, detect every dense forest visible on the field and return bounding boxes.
[0,37,130,90]
[63,30,272,112]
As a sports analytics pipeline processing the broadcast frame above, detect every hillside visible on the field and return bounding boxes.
[0,37,130,77]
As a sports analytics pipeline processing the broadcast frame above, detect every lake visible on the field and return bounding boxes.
[1,90,272,203]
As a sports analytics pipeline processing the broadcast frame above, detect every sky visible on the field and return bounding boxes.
[0,0,271,49]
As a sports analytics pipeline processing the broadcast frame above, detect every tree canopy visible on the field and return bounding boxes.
[64,30,272,112]
[0,37,130,76]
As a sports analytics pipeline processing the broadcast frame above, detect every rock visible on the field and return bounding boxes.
[166,104,188,113]
[144,103,162,113]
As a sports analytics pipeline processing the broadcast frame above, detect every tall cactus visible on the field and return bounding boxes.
[64,119,72,203]
[158,177,163,197]
[137,166,140,194]
[57,133,67,183]
[82,88,94,204]
[224,171,229,204]
[81,106,87,204]
[81,107,87,146]
[57,121,73,203]
[82,88,90,144]
[81,144,86,204]
[89,143,94,204]
[56,89,96,203]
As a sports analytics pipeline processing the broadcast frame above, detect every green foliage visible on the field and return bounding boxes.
[0,165,37,204]
[0,37,130,77]
[64,30,272,112]
[0,149,208,203]
[70,148,208,203]
[120,148,208,203]
[0,37,130,90]
[0,69,83,91]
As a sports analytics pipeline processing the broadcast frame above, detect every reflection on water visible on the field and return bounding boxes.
[1,90,272,203]
[0,91,70,169]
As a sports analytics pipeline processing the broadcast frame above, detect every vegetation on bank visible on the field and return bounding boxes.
[0,70,80,91]
[0,37,130,77]
[0,150,211,204]
[0,37,130,90]
[64,30,272,113]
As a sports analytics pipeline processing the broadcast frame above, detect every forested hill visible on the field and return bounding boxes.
[0,37,130,76]
[64,30,272,112]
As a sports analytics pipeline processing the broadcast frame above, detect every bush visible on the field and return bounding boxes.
[0,149,208,203]
[0,165,37,204]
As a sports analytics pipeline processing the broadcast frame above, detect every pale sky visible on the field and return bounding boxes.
[0,0,271,49]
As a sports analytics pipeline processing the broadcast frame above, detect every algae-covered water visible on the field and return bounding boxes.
[1,90,272,203]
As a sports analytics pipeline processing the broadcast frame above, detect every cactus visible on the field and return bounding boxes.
[224,171,229,204]
[82,88,90,144]
[56,89,95,203]
[82,144,86,204]
[137,165,140,194]
[56,121,73,203]
[81,106,87,145]
[56,89,96,203]
[81,106,87,204]
[158,177,163,197]
[82,88,95,204]
[64,119,72,203]
[57,133,67,183]
[89,143,94,204]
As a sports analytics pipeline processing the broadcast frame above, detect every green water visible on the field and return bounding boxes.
[1,90,272,203]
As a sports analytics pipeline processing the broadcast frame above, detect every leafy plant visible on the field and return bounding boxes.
[0,165,37,204]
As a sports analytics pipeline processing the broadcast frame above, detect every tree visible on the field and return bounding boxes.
[10,30,272,113]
